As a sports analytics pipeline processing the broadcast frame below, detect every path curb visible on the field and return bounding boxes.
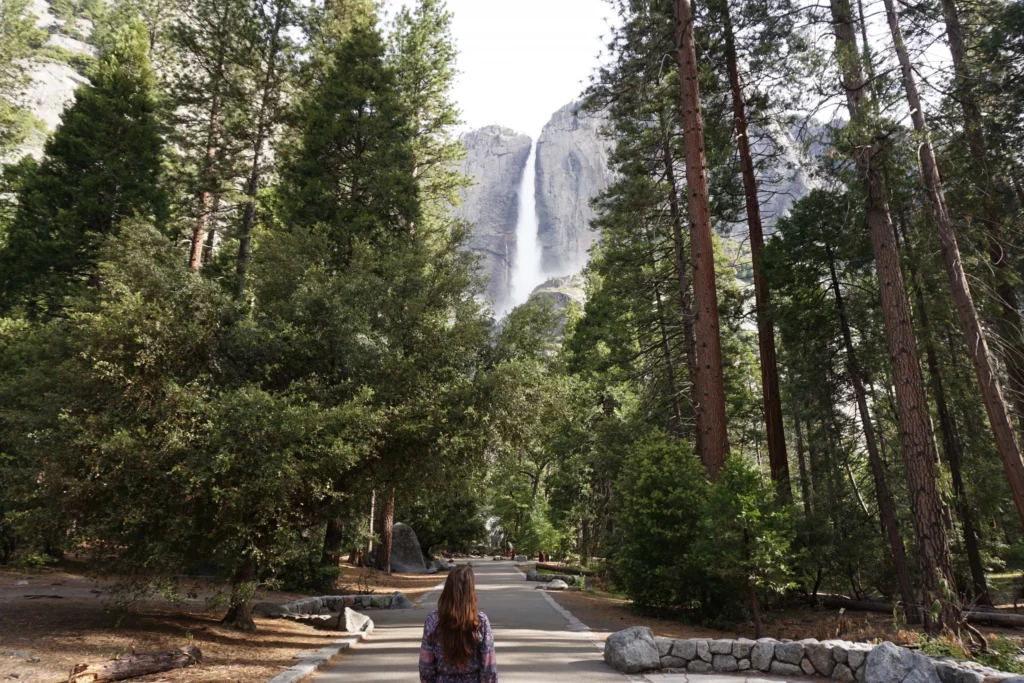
[267,623,375,683]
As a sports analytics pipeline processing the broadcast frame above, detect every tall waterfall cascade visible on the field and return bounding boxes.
[508,140,545,310]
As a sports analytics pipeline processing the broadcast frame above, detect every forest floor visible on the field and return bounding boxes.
[537,566,1024,645]
[0,560,440,683]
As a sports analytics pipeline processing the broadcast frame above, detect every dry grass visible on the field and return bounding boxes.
[0,561,440,683]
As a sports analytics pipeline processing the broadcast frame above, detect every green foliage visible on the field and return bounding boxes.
[0,18,168,315]
[610,431,710,612]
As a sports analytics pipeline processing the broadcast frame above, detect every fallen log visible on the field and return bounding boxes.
[810,594,1024,629]
[67,645,202,682]
[535,563,595,577]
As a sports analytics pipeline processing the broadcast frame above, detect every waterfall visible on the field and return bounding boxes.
[509,140,545,311]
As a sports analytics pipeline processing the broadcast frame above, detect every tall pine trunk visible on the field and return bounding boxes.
[897,217,992,606]
[189,3,232,273]
[720,1,789,499]
[374,487,395,573]
[672,0,730,478]
[828,0,957,632]
[236,3,286,298]
[882,0,1024,536]
[794,416,813,517]
[828,253,917,616]
[663,132,701,448]
[939,0,1024,427]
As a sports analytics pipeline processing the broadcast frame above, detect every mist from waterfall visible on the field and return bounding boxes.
[508,140,545,312]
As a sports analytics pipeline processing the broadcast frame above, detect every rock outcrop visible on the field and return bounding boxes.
[535,102,613,277]
[603,626,661,674]
[14,0,97,160]
[389,522,427,573]
[455,126,532,310]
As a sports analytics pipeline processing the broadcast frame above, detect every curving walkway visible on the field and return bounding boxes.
[314,561,632,683]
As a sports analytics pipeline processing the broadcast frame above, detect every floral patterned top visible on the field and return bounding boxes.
[419,610,497,683]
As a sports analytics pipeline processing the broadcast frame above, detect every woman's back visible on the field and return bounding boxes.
[419,609,496,682]
[419,565,497,683]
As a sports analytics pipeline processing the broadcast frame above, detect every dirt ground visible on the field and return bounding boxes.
[547,585,1024,644]
[0,562,442,683]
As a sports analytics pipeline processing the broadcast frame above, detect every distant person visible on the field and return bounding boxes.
[419,565,497,683]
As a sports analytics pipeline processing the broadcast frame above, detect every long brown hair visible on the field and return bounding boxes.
[436,565,480,668]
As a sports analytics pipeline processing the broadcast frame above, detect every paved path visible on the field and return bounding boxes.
[316,561,801,683]
[316,561,630,683]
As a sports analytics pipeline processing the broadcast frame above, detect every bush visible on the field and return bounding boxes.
[610,431,709,612]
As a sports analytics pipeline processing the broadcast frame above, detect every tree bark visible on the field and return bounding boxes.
[221,557,258,631]
[323,518,345,588]
[828,253,918,616]
[719,0,790,502]
[828,0,957,633]
[794,416,813,517]
[189,3,232,273]
[68,646,202,682]
[882,0,1024,542]
[896,217,992,605]
[235,2,286,298]
[374,487,395,573]
[939,0,1024,427]
[367,489,376,555]
[663,132,701,449]
[672,0,730,478]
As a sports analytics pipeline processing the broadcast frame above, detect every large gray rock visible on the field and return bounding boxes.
[253,602,290,618]
[865,641,941,683]
[535,101,613,277]
[541,579,569,590]
[344,607,373,634]
[775,640,805,664]
[807,641,837,676]
[390,592,414,609]
[751,639,776,672]
[603,626,660,674]
[389,523,427,573]
[454,126,532,310]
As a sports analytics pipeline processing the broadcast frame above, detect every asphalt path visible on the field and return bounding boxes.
[315,560,630,683]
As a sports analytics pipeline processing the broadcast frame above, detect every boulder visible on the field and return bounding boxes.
[662,655,688,669]
[833,663,856,681]
[344,607,373,634]
[370,595,391,609]
[771,661,805,677]
[675,640,697,660]
[807,641,837,676]
[688,660,712,673]
[390,592,414,610]
[514,554,527,562]
[775,640,805,664]
[710,639,734,655]
[733,638,755,659]
[603,626,660,674]
[713,654,739,672]
[751,639,775,672]
[865,642,941,683]
[696,640,712,662]
[526,569,539,581]
[389,523,427,573]
[655,638,675,657]
[541,579,569,590]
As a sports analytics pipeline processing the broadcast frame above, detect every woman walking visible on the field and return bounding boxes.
[419,565,498,683]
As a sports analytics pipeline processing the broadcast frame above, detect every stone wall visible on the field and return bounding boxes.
[253,591,414,618]
[603,628,1020,683]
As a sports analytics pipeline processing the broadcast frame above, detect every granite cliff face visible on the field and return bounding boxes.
[16,0,97,159]
[454,126,532,308]
[535,102,613,277]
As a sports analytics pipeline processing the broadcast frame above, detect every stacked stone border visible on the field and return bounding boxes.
[254,591,414,618]
[604,628,1021,683]
[524,568,581,586]
[266,619,374,683]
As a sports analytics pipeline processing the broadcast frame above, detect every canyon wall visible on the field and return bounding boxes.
[454,126,532,309]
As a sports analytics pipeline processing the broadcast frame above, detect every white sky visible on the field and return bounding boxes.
[383,0,617,139]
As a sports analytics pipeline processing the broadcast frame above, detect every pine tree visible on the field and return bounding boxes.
[0,18,168,315]
[672,0,730,478]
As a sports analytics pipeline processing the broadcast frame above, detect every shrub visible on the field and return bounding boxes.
[610,431,709,612]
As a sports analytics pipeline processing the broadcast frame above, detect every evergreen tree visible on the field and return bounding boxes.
[0,18,168,315]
